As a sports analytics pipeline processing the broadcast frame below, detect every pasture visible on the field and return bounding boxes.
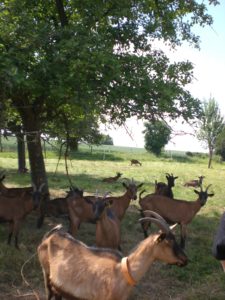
[0,145,225,299]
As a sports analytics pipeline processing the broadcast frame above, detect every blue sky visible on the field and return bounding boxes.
[102,2,225,151]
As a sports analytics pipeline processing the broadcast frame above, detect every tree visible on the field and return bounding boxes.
[0,0,219,192]
[100,135,114,146]
[215,128,225,161]
[197,98,224,168]
[143,120,171,156]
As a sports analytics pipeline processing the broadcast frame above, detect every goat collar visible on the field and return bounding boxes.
[121,257,136,286]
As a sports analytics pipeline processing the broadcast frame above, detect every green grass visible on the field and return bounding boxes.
[0,145,225,299]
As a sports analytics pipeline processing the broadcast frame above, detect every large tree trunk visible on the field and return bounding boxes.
[16,131,27,173]
[19,107,49,228]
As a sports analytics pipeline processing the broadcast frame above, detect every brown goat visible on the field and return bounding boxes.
[139,185,214,248]
[67,188,96,237]
[0,183,45,248]
[94,195,121,250]
[68,180,143,237]
[109,180,143,220]
[184,176,205,188]
[155,173,178,198]
[130,159,142,166]
[102,172,123,183]
[37,187,83,229]
[38,214,187,300]
[0,174,33,196]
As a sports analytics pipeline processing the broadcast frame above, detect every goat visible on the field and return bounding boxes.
[130,159,142,166]
[38,213,187,300]
[102,172,123,183]
[155,173,178,198]
[184,176,205,188]
[94,195,121,250]
[0,174,33,196]
[139,185,214,248]
[0,183,45,249]
[68,180,143,237]
[36,187,82,229]
[67,188,96,237]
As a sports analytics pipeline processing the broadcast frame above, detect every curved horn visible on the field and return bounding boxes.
[143,210,166,223]
[38,183,46,192]
[32,182,37,192]
[205,184,212,192]
[138,217,170,234]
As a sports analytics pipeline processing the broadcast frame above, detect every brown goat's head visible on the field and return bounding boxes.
[31,183,46,210]
[123,179,143,200]
[194,184,214,206]
[93,192,113,221]
[139,211,188,267]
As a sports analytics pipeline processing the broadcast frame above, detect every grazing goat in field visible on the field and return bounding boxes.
[130,159,142,166]
[139,185,214,248]
[0,183,45,248]
[38,213,187,300]
[0,174,33,196]
[155,173,178,198]
[102,172,123,183]
[94,194,121,250]
[184,176,205,188]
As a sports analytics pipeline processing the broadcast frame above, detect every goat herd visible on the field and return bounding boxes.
[0,166,215,300]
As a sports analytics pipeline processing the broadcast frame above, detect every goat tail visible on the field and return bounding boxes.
[42,224,63,241]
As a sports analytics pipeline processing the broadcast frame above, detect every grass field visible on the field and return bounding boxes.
[0,144,225,300]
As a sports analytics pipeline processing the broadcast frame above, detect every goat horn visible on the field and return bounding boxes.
[169,223,178,231]
[103,191,111,198]
[143,210,166,223]
[205,184,212,192]
[32,182,37,192]
[38,183,46,192]
[95,189,99,199]
[138,217,170,233]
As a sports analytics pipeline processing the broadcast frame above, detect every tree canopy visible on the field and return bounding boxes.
[143,120,171,155]
[0,0,220,187]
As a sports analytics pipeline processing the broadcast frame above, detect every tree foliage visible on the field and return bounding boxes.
[100,134,114,146]
[215,128,225,161]
[143,120,171,156]
[0,0,220,187]
[197,97,224,168]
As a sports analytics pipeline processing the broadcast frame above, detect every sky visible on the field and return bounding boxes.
[101,1,225,152]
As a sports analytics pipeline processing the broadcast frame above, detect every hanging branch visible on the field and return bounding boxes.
[54,141,66,176]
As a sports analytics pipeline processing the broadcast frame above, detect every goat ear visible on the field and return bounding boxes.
[156,233,167,243]
[137,183,144,189]
[194,189,199,195]
[208,193,214,197]
[175,176,178,179]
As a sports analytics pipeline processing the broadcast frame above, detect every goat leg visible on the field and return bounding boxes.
[7,222,14,245]
[180,224,187,249]
[14,221,21,249]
